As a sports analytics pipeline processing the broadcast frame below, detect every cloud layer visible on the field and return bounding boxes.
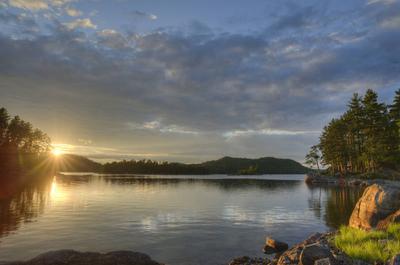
[1,0,400,162]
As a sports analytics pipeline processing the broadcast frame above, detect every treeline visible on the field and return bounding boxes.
[307,89,400,175]
[103,160,208,174]
[0,107,51,174]
[102,156,309,175]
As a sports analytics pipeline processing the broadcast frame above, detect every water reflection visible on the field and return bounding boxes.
[0,174,364,265]
[103,177,302,191]
[306,185,364,229]
[0,176,53,238]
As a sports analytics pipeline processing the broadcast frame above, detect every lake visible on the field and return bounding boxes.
[0,174,363,265]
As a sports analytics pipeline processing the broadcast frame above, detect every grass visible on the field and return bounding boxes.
[333,224,400,263]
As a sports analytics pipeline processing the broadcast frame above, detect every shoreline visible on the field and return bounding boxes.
[304,172,400,188]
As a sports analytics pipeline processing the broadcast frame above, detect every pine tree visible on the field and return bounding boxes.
[389,89,400,121]
[343,93,364,173]
[361,89,391,172]
[319,118,349,174]
[389,89,400,167]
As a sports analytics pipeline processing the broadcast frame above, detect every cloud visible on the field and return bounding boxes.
[77,138,92,145]
[8,0,48,10]
[51,0,74,7]
[96,29,130,49]
[223,129,320,139]
[8,0,74,10]
[65,6,82,17]
[367,0,396,5]
[269,6,317,31]
[64,18,97,30]
[131,10,157,20]
[380,15,400,28]
[127,121,199,135]
[0,11,38,35]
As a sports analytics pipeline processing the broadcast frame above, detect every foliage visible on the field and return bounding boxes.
[0,107,51,155]
[0,107,51,174]
[333,224,400,263]
[315,89,400,175]
[237,165,259,175]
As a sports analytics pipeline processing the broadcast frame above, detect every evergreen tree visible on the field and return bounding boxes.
[343,93,364,173]
[316,89,400,175]
[361,89,395,171]
[389,89,400,121]
[319,118,349,174]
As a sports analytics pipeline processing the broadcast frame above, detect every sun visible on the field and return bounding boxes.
[52,148,63,156]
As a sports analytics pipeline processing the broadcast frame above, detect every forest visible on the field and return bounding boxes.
[306,89,400,175]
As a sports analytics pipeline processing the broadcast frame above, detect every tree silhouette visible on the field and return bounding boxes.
[0,107,51,175]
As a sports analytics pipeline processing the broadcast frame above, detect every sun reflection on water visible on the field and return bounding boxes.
[49,176,67,202]
[50,177,58,197]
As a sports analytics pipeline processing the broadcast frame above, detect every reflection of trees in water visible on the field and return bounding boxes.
[308,187,323,219]
[307,186,364,229]
[102,177,302,191]
[0,176,53,238]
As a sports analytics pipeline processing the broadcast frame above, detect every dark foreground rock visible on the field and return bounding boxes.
[349,184,400,230]
[2,250,163,265]
[376,209,400,230]
[263,237,289,254]
[298,244,334,265]
[229,256,271,265]
[276,233,340,265]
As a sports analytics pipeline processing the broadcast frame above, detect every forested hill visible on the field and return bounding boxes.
[200,156,309,174]
[56,154,102,172]
[61,155,309,175]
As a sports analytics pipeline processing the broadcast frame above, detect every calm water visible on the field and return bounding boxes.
[0,174,363,265]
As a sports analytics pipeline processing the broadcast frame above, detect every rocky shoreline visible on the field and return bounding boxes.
[3,180,400,265]
[304,172,400,188]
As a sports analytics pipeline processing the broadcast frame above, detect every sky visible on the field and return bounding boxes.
[0,0,400,163]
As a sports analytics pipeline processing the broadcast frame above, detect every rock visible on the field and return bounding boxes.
[229,256,270,265]
[314,258,331,265]
[263,237,289,254]
[299,244,333,265]
[3,250,163,265]
[376,209,400,230]
[349,184,400,230]
[276,233,325,265]
[389,254,400,265]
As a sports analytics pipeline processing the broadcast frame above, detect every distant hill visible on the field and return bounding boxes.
[56,154,102,172]
[200,156,309,174]
[57,155,309,175]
